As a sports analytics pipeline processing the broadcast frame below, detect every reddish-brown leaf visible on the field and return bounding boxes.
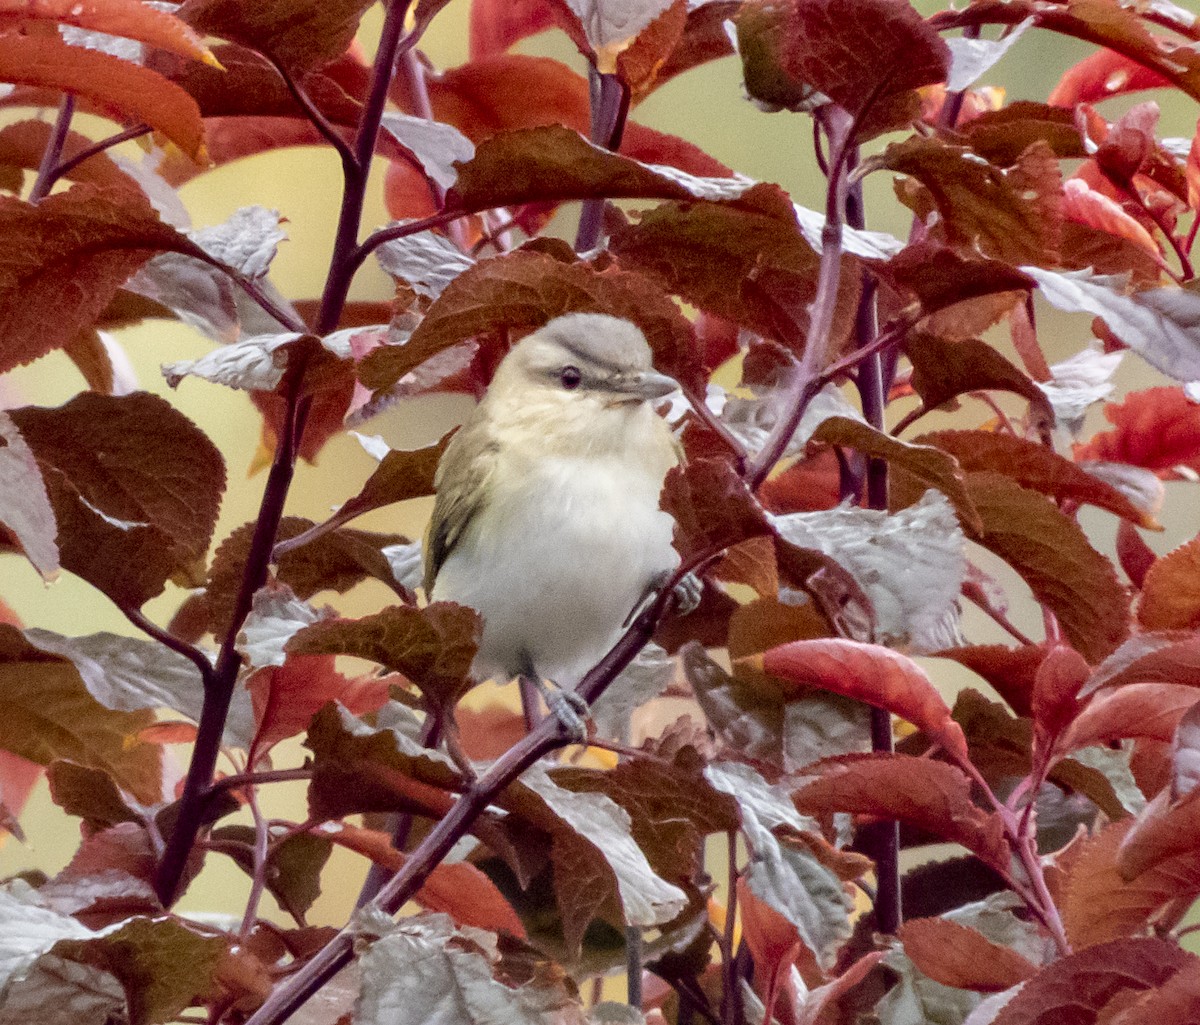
[1138,536,1200,631]
[882,136,1062,266]
[903,333,1054,435]
[734,0,823,113]
[921,430,1153,528]
[1075,387,1200,480]
[286,603,481,709]
[610,187,861,352]
[446,124,747,215]
[0,186,202,375]
[0,121,135,191]
[358,250,701,395]
[1116,787,1200,883]
[897,917,1038,992]
[11,392,225,608]
[1031,644,1089,755]
[758,448,842,515]
[958,101,1086,166]
[791,753,1009,872]
[1117,519,1157,589]
[992,938,1197,1025]
[0,34,204,160]
[157,42,363,124]
[960,472,1131,664]
[758,639,969,764]
[0,0,216,63]
[0,626,162,803]
[1060,819,1200,949]
[1061,177,1162,263]
[814,416,981,532]
[1105,966,1200,1025]
[663,456,770,563]
[935,643,1049,718]
[614,0,688,99]
[179,0,374,73]
[883,244,1035,319]
[247,654,391,762]
[425,54,731,179]
[206,517,410,639]
[784,0,950,124]
[1065,684,1200,750]
[1048,48,1172,107]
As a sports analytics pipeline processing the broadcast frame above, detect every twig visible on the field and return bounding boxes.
[683,384,748,473]
[48,123,152,187]
[29,93,76,203]
[347,209,468,278]
[120,605,215,688]
[208,768,314,796]
[575,69,631,252]
[240,784,272,937]
[271,57,357,173]
[315,0,416,336]
[745,106,855,490]
[721,830,741,1025]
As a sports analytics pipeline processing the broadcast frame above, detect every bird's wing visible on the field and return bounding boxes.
[423,420,498,595]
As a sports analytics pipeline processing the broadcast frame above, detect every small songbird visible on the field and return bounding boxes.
[424,313,682,724]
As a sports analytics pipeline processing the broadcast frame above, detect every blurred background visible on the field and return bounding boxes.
[1,1,1196,932]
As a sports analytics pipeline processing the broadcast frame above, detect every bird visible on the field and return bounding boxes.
[424,312,683,732]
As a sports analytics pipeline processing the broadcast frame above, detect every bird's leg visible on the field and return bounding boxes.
[517,654,589,741]
[624,570,703,628]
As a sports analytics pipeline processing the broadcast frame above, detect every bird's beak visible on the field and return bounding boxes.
[615,369,678,403]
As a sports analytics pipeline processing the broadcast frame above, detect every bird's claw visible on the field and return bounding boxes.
[541,681,590,743]
[672,572,704,615]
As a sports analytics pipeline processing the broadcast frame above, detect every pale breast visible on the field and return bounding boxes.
[431,446,678,687]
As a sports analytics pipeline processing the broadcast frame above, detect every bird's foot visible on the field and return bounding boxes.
[539,679,590,743]
[672,571,704,615]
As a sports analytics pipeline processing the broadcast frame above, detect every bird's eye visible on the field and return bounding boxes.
[559,365,582,390]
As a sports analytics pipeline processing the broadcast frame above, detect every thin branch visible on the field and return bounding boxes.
[575,69,631,252]
[271,57,358,173]
[154,362,307,906]
[120,605,215,689]
[207,767,314,797]
[745,107,855,490]
[721,831,741,1025]
[347,208,467,279]
[683,384,748,473]
[315,0,416,335]
[30,93,76,203]
[239,784,272,938]
[49,123,152,187]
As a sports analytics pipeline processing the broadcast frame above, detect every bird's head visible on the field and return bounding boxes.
[481,314,679,455]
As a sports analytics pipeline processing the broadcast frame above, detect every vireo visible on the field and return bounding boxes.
[424,313,682,725]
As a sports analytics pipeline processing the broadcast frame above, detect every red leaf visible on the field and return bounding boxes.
[1065,684,1200,750]
[784,0,949,125]
[0,186,201,375]
[1075,386,1200,480]
[1117,519,1157,589]
[0,33,204,160]
[1049,48,1172,107]
[663,456,769,563]
[179,0,374,74]
[248,654,391,762]
[0,0,216,64]
[1061,177,1163,263]
[358,250,702,395]
[936,643,1049,719]
[468,0,558,58]
[992,938,1197,1025]
[0,120,135,191]
[792,753,1009,872]
[1059,819,1200,949]
[1031,645,1089,757]
[1138,535,1200,631]
[897,917,1038,992]
[960,472,1131,664]
[1116,787,1200,883]
[758,640,969,764]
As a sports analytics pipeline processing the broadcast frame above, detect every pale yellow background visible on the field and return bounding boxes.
[1,3,1197,938]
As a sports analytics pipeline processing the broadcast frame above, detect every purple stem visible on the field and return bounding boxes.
[575,69,631,253]
[47,123,152,189]
[154,0,417,907]
[845,152,902,935]
[29,93,75,203]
